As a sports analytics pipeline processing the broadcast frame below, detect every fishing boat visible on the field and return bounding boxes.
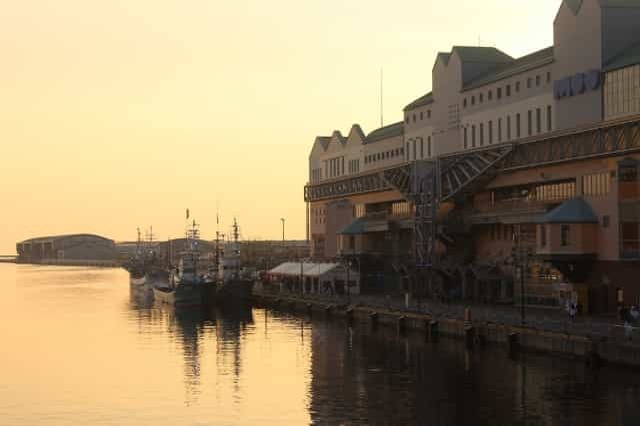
[124,227,169,287]
[153,219,207,306]
[213,218,254,304]
[124,228,147,286]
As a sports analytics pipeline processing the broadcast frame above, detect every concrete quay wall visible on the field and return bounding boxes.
[253,293,640,369]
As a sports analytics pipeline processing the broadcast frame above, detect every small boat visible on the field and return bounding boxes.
[153,219,208,306]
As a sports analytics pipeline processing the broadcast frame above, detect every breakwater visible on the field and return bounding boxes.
[253,293,640,370]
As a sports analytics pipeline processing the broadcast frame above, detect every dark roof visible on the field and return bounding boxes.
[18,234,114,244]
[365,121,404,144]
[564,0,583,14]
[601,0,640,8]
[604,41,640,72]
[463,47,554,91]
[452,46,513,64]
[540,198,599,224]
[404,92,434,112]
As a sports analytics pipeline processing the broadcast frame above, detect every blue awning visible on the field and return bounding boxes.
[540,197,598,224]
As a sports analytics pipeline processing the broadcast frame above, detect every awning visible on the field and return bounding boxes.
[539,197,598,224]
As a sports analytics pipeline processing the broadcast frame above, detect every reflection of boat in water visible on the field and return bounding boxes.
[213,218,254,305]
[154,219,209,306]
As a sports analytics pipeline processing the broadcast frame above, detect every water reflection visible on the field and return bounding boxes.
[5,265,640,425]
[128,285,254,407]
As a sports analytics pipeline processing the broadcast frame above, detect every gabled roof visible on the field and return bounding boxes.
[604,41,640,72]
[452,46,513,64]
[365,121,404,144]
[404,92,434,112]
[347,124,367,142]
[540,198,599,224]
[463,47,554,91]
[564,0,584,14]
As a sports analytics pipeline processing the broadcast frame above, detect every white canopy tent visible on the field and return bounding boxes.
[267,261,360,295]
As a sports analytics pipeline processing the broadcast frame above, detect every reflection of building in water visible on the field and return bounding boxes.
[307,322,626,425]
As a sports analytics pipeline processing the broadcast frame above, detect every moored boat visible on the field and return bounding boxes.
[213,218,254,305]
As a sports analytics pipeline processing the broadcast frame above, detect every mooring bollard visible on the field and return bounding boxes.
[306,303,313,315]
[346,308,354,323]
[429,320,439,338]
[398,316,407,333]
[370,312,379,327]
[325,305,332,316]
[508,332,519,352]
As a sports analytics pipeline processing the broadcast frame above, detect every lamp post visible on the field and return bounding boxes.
[280,218,285,248]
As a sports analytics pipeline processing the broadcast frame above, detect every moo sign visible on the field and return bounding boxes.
[553,70,601,100]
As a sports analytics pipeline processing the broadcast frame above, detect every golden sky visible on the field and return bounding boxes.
[0,0,560,253]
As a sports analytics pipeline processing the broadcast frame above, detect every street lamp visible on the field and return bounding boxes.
[345,259,352,305]
[280,218,286,248]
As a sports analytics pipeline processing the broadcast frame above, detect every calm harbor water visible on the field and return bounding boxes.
[2,264,640,425]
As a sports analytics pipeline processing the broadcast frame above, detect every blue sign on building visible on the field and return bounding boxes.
[554,70,601,100]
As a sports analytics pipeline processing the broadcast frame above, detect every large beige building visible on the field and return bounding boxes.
[305,0,640,312]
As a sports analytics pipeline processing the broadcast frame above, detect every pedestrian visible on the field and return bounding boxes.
[625,320,633,342]
[631,305,640,322]
[569,302,576,321]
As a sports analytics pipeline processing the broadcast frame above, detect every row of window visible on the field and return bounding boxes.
[463,105,552,149]
[347,159,361,174]
[364,147,404,165]
[406,136,433,161]
[323,156,345,179]
[391,201,411,216]
[310,168,322,183]
[312,207,326,225]
[464,71,552,109]
[405,109,432,124]
[604,64,640,119]
[491,180,577,204]
[582,172,611,197]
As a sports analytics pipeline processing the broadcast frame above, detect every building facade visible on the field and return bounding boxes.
[305,0,640,312]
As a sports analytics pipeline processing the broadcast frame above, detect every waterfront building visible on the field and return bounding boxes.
[16,234,117,265]
[305,0,640,313]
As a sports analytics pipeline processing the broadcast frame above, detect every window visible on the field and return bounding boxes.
[582,172,611,196]
[516,113,521,138]
[527,77,532,88]
[497,87,502,99]
[561,225,571,246]
[405,115,409,124]
[489,120,493,144]
[536,108,541,134]
[428,136,432,157]
[464,127,468,149]
[413,140,417,160]
[480,123,484,146]
[420,111,424,120]
[472,125,476,148]
[420,139,424,159]
[488,90,493,100]
[506,84,511,97]
[406,143,410,160]
[536,75,541,86]
[516,81,520,92]
[547,105,552,132]
[527,110,532,136]
[428,110,431,118]
[480,93,484,103]
[546,71,551,83]
[463,98,467,108]
[413,113,416,123]
[507,116,512,140]
[472,96,475,106]
[498,118,502,142]
[540,225,547,247]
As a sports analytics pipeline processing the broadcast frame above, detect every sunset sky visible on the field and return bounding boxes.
[0,0,561,253]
